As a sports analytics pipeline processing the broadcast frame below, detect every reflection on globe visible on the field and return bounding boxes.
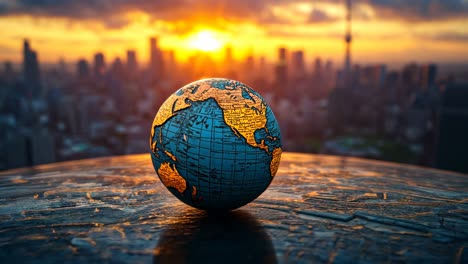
[153,210,277,263]
[150,78,282,210]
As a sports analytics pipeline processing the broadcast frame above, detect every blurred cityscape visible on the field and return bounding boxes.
[1,36,467,173]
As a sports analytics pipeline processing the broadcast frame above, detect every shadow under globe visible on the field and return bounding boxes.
[153,210,277,263]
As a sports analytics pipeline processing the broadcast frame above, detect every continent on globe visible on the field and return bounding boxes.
[150,78,282,210]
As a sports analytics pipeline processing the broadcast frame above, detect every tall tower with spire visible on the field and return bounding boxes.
[344,0,352,88]
[23,39,41,97]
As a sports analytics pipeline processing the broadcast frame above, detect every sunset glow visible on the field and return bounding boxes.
[0,1,466,65]
[188,30,224,52]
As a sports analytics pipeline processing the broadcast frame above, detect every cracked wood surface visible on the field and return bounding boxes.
[0,153,467,263]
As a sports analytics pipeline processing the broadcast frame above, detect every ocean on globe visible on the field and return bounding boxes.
[149,78,282,210]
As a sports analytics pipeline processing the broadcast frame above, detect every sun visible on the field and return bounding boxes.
[188,30,223,52]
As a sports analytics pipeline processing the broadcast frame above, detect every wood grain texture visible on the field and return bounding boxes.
[0,153,467,263]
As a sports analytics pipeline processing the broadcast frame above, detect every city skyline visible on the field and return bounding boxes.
[1,1,467,174]
[0,1,467,64]
[1,35,462,170]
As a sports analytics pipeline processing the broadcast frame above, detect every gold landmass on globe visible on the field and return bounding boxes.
[157,162,187,194]
[191,186,197,199]
[150,130,164,156]
[151,140,157,155]
[151,80,272,154]
[150,97,190,142]
[222,108,267,151]
[164,150,177,161]
[270,147,282,177]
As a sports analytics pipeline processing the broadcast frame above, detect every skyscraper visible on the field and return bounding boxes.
[225,46,233,66]
[23,39,41,97]
[435,83,468,173]
[291,50,305,80]
[224,46,236,78]
[278,47,287,64]
[3,61,14,83]
[314,57,322,79]
[325,59,333,80]
[163,50,175,79]
[419,64,438,91]
[77,59,90,78]
[402,63,420,97]
[275,47,288,91]
[94,52,106,77]
[126,50,138,72]
[149,37,163,81]
[244,53,254,82]
[111,57,124,77]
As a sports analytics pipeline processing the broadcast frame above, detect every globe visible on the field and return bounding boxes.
[149,78,282,210]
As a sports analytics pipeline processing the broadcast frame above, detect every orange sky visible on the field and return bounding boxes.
[0,0,467,66]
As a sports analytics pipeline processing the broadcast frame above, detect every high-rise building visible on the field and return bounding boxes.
[77,59,90,78]
[5,133,29,169]
[126,50,138,72]
[23,39,41,97]
[435,83,468,173]
[314,57,322,79]
[360,64,386,89]
[58,58,67,75]
[3,61,14,83]
[252,56,268,94]
[225,46,233,65]
[244,53,255,82]
[274,47,288,98]
[6,128,55,168]
[4,61,13,76]
[275,47,288,89]
[224,46,236,79]
[94,52,106,77]
[259,56,266,72]
[323,59,334,91]
[163,50,175,79]
[278,47,287,63]
[291,50,305,80]
[325,60,333,76]
[419,64,437,91]
[31,129,56,166]
[385,71,399,102]
[402,63,420,96]
[376,64,387,89]
[149,37,163,81]
[111,57,124,76]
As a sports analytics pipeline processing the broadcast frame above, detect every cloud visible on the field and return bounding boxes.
[308,9,338,23]
[0,0,184,26]
[367,0,468,21]
[0,0,466,30]
[0,0,265,27]
[421,32,468,42]
[265,28,342,39]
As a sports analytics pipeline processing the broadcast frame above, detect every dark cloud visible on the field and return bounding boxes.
[308,9,338,23]
[0,0,466,29]
[0,0,266,27]
[265,28,342,39]
[0,0,183,23]
[367,0,468,21]
[423,32,468,42]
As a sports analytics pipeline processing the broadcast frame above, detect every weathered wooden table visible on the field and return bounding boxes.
[0,153,467,263]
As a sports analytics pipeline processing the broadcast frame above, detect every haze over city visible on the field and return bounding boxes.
[0,0,468,173]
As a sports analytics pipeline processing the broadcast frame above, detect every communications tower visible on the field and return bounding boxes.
[344,0,352,88]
